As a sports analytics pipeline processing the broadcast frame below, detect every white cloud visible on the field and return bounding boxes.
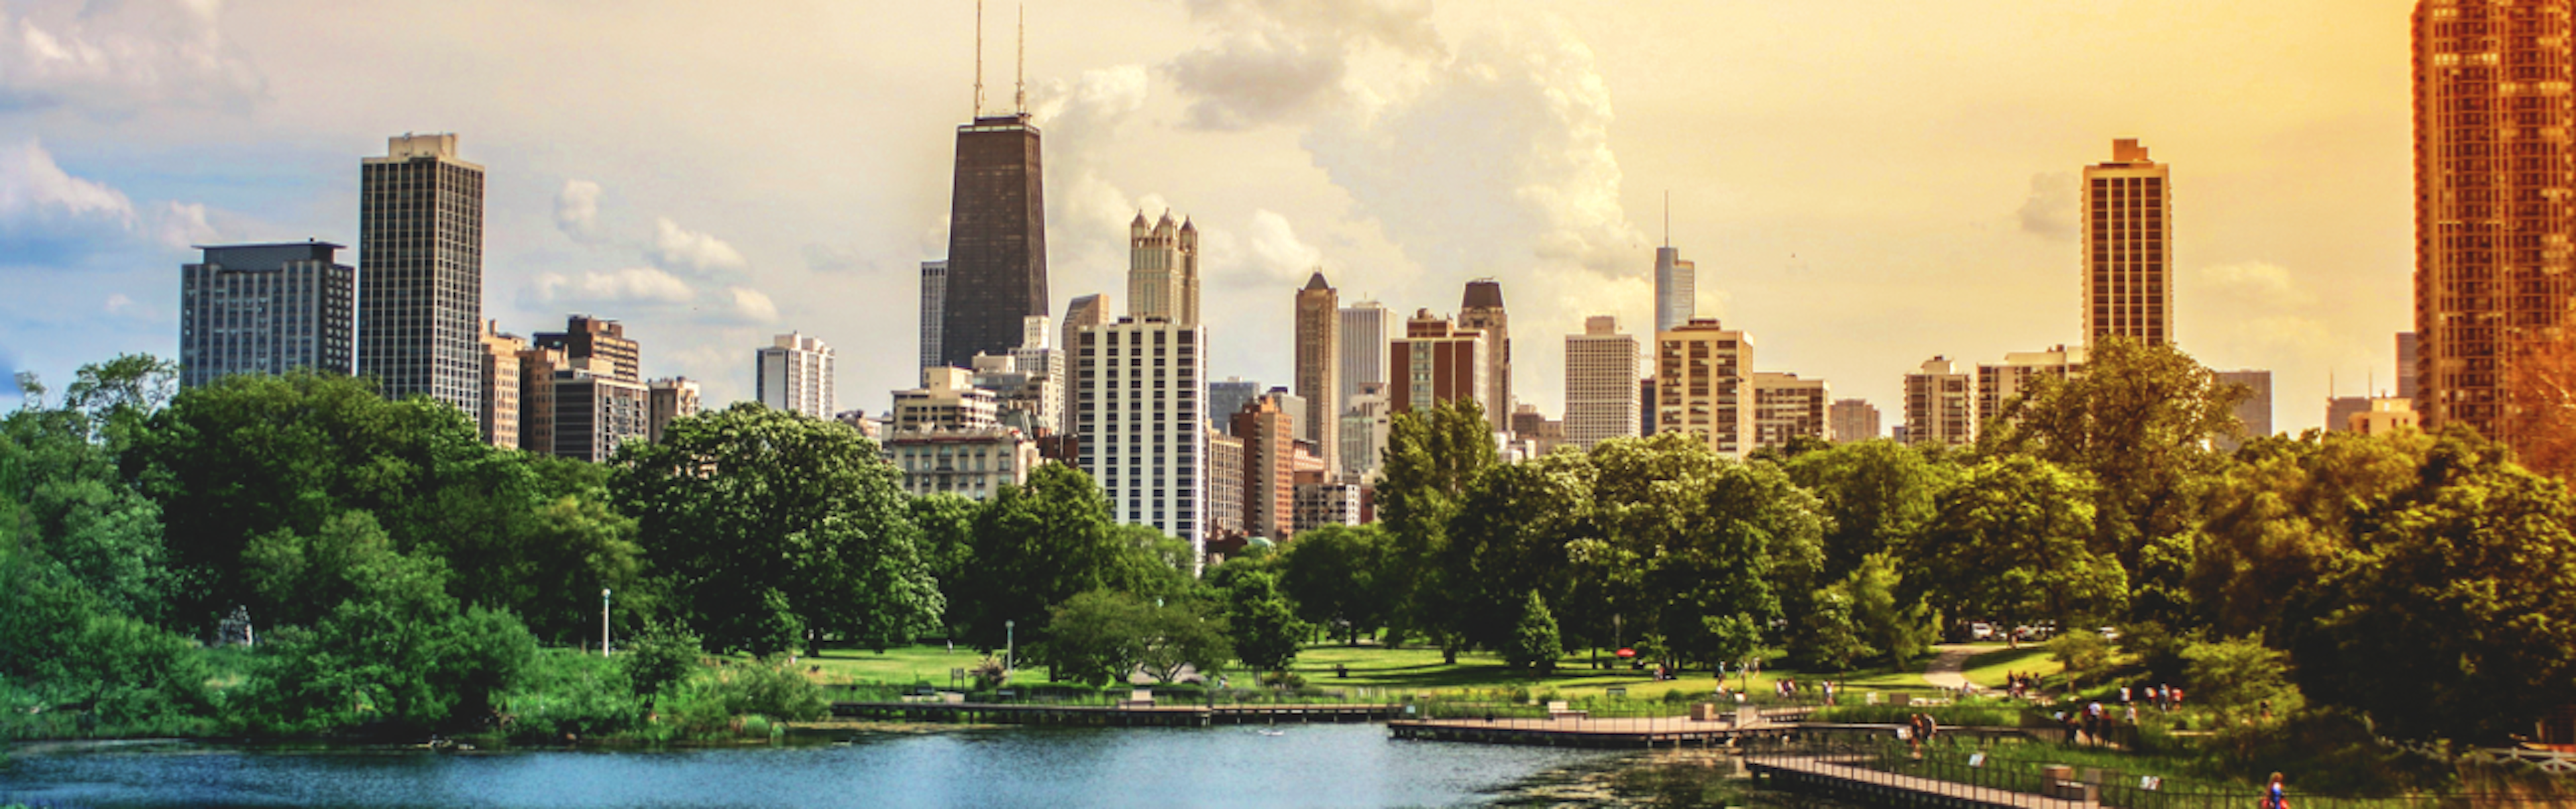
[154,201,219,250]
[0,0,265,115]
[538,266,696,304]
[0,139,135,227]
[650,217,747,273]
[1238,209,1322,283]
[103,292,132,313]
[728,286,779,323]
[556,180,603,243]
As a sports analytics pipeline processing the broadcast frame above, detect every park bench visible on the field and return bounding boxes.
[1546,700,1587,720]
[1117,689,1156,708]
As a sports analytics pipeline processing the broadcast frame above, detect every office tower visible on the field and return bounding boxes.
[646,377,701,442]
[1904,357,1977,447]
[894,367,1000,432]
[1061,294,1105,418]
[547,356,648,463]
[533,315,639,384]
[2353,397,2421,435]
[1829,398,1881,442]
[1654,246,1697,333]
[1293,473,1363,533]
[179,241,356,389]
[1295,272,1340,471]
[2215,370,2273,451]
[1564,315,1641,449]
[476,321,524,449]
[1075,316,1207,565]
[2083,138,2174,346]
[1338,301,1389,415]
[1976,345,2086,423]
[1458,279,1512,431]
[2326,395,2372,434]
[359,133,484,413]
[1640,376,1658,435]
[882,427,1038,500]
[2396,332,2420,400]
[515,345,564,453]
[1232,394,1297,540]
[1752,372,1831,451]
[919,260,948,370]
[756,332,837,419]
[1126,211,1201,325]
[1208,378,1264,435]
[2414,1,2576,444]
[1338,382,1389,479]
[1654,319,1756,458]
[1509,404,1567,457]
[939,105,1048,369]
[1206,430,1245,540]
[1266,388,1310,450]
[1389,310,1491,419]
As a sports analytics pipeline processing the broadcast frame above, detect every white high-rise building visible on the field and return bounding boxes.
[1338,302,1389,417]
[1077,317,1207,569]
[1564,315,1640,449]
[1976,345,2086,426]
[756,332,836,419]
[1654,246,1697,334]
[1905,357,1977,447]
[1338,382,1389,480]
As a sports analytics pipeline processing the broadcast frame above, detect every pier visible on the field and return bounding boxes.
[828,701,1407,727]
[1746,754,2100,808]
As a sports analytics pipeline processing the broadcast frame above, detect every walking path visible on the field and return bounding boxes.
[1923,645,1980,692]
[1748,755,2097,808]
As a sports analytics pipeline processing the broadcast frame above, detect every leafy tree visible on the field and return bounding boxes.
[1375,398,1497,657]
[1845,552,1939,665]
[0,538,208,729]
[612,402,940,655]
[1276,523,1391,643]
[908,493,982,633]
[1436,453,1593,657]
[1,403,171,623]
[1223,570,1306,675]
[619,621,704,698]
[947,464,1189,652]
[2047,631,2114,692]
[1645,456,1823,669]
[1908,455,2126,631]
[1789,586,1867,670]
[1783,439,1953,581]
[2180,635,2300,722]
[2186,430,2432,639]
[1504,590,1562,676]
[1041,589,1232,686]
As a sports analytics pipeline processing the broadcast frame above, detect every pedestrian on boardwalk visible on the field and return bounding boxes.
[2263,772,2290,809]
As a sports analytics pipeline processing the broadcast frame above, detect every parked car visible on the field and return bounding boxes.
[1970,622,1996,641]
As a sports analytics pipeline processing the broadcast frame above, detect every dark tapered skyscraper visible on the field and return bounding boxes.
[360,133,484,412]
[940,111,1048,370]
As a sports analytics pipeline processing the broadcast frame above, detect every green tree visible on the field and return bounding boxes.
[2186,429,2432,639]
[947,464,1190,652]
[1276,523,1392,643]
[1376,398,1497,658]
[1843,552,1939,665]
[1908,455,2126,631]
[1504,590,1562,676]
[1789,586,1867,670]
[908,493,982,634]
[1645,456,1823,669]
[1783,439,1953,581]
[1040,589,1232,686]
[2181,634,2300,722]
[1224,570,1307,675]
[612,402,940,655]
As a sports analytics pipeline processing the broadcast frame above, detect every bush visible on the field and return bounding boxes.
[618,622,702,699]
[648,658,824,739]
[502,650,643,742]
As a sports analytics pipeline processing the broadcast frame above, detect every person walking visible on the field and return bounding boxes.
[2263,772,2290,809]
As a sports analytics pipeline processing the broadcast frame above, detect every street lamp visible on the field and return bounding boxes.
[601,588,612,658]
[1005,619,1016,676]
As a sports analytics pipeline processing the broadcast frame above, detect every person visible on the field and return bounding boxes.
[1921,712,1940,749]
[2120,685,2131,705]
[2263,771,2290,809]
[1903,712,1922,757]
[2125,702,2139,725]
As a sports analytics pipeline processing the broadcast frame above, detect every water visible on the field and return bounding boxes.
[1,725,1617,808]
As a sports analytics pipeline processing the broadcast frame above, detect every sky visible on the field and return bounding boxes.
[0,0,2418,433]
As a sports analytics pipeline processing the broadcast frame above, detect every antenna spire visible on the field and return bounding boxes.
[1662,191,1670,248]
[973,0,985,117]
[1015,5,1027,114]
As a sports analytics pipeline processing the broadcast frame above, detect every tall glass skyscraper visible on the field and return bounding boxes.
[940,113,1049,370]
[359,133,484,412]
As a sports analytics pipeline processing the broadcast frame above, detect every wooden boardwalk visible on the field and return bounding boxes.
[1748,755,2098,808]
[829,701,1405,727]
[1386,708,1815,749]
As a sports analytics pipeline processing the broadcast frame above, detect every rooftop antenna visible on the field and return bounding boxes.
[1662,191,1670,248]
[973,0,985,117]
[1014,4,1026,115]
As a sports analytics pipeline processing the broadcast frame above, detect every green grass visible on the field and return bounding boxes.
[1955,643,2064,689]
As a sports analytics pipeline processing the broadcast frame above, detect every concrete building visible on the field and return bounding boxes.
[1458,280,1513,431]
[1977,345,2086,425]
[1208,378,1265,435]
[179,241,356,389]
[476,321,523,449]
[533,315,639,384]
[1753,372,1831,451]
[2083,139,2173,346]
[1564,315,1642,450]
[1206,430,1246,541]
[2326,396,2372,434]
[2216,370,2273,451]
[1009,315,1065,434]
[1829,398,1882,442]
[1339,301,1390,417]
[1061,294,1106,420]
[2351,397,2421,436]
[1641,377,1658,435]
[938,110,1049,369]
[1509,404,1568,457]
[1338,382,1389,480]
[882,427,1039,500]
[972,351,1059,437]
[547,358,648,463]
[835,409,886,441]
[2414,0,2576,447]
[647,377,700,442]
[1654,319,1756,458]
[1075,316,1208,563]
[1904,357,1977,447]
[918,260,947,372]
[1295,272,1340,471]
[1127,211,1201,326]
[1390,310,1492,420]
[2396,331,2420,400]
[1232,394,1298,541]
[756,332,836,419]
[1655,246,1697,334]
[1293,472,1364,534]
[359,133,484,414]
[515,345,564,455]
[894,367,1000,433]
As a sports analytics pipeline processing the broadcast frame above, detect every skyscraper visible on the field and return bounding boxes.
[1127,211,1199,325]
[1752,372,1831,450]
[1208,378,1264,435]
[2082,139,2174,346]
[1294,272,1340,470]
[1061,293,1105,416]
[919,260,948,370]
[526,315,645,462]
[1977,345,2086,425]
[1564,315,1640,449]
[647,377,700,442]
[1076,316,1207,564]
[2414,0,2576,444]
[756,332,836,419]
[1389,310,1491,419]
[1338,301,1389,416]
[1829,399,1881,442]
[179,241,355,389]
[1654,319,1754,458]
[939,109,1048,368]
[1654,246,1697,334]
[359,133,484,412]
[477,320,524,449]
[2396,331,2420,400]
[1458,280,1512,431]
[1904,357,1977,447]
[1231,394,1297,540]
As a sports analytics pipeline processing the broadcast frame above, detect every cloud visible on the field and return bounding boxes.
[2195,260,2308,303]
[2017,172,2076,239]
[1238,209,1323,283]
[555,180,603,243]
[1030,66,1157,298]
[728,286,779,323]
[649,217,747,273]
[0,139,136,227]
[154,201,219,250]
[1167,0,1441,129]
[537,266,696,304]
[103,292,132,313]
[0,0,266,116]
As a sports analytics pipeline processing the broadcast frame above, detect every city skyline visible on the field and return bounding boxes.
[0,0,2419,431]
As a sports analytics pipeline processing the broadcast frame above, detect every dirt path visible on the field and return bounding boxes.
[1922,644,1979,691]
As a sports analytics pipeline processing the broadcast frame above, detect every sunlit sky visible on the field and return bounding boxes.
[0,0,2417,433]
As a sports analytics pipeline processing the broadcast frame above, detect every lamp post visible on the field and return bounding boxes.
[1005,619,1016,676]
[601,588,612,657]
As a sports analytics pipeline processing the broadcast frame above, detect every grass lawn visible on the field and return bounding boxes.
[1954,643,2063,689]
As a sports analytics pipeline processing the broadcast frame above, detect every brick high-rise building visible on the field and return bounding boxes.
[1389,310,1491,420]
[533,315,639,384]
[647,377,700,442]
[359,133,484,413]
[2412,0,2576,446]
[2083,139,2173,347]
[1564,315,1641,449]
[1232,394,1298,541]
[1654,319,1755,459]
[1295,272,1340,472]
[1458,280,1512,431]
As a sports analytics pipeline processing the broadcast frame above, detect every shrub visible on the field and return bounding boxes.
[502,650,643,742]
